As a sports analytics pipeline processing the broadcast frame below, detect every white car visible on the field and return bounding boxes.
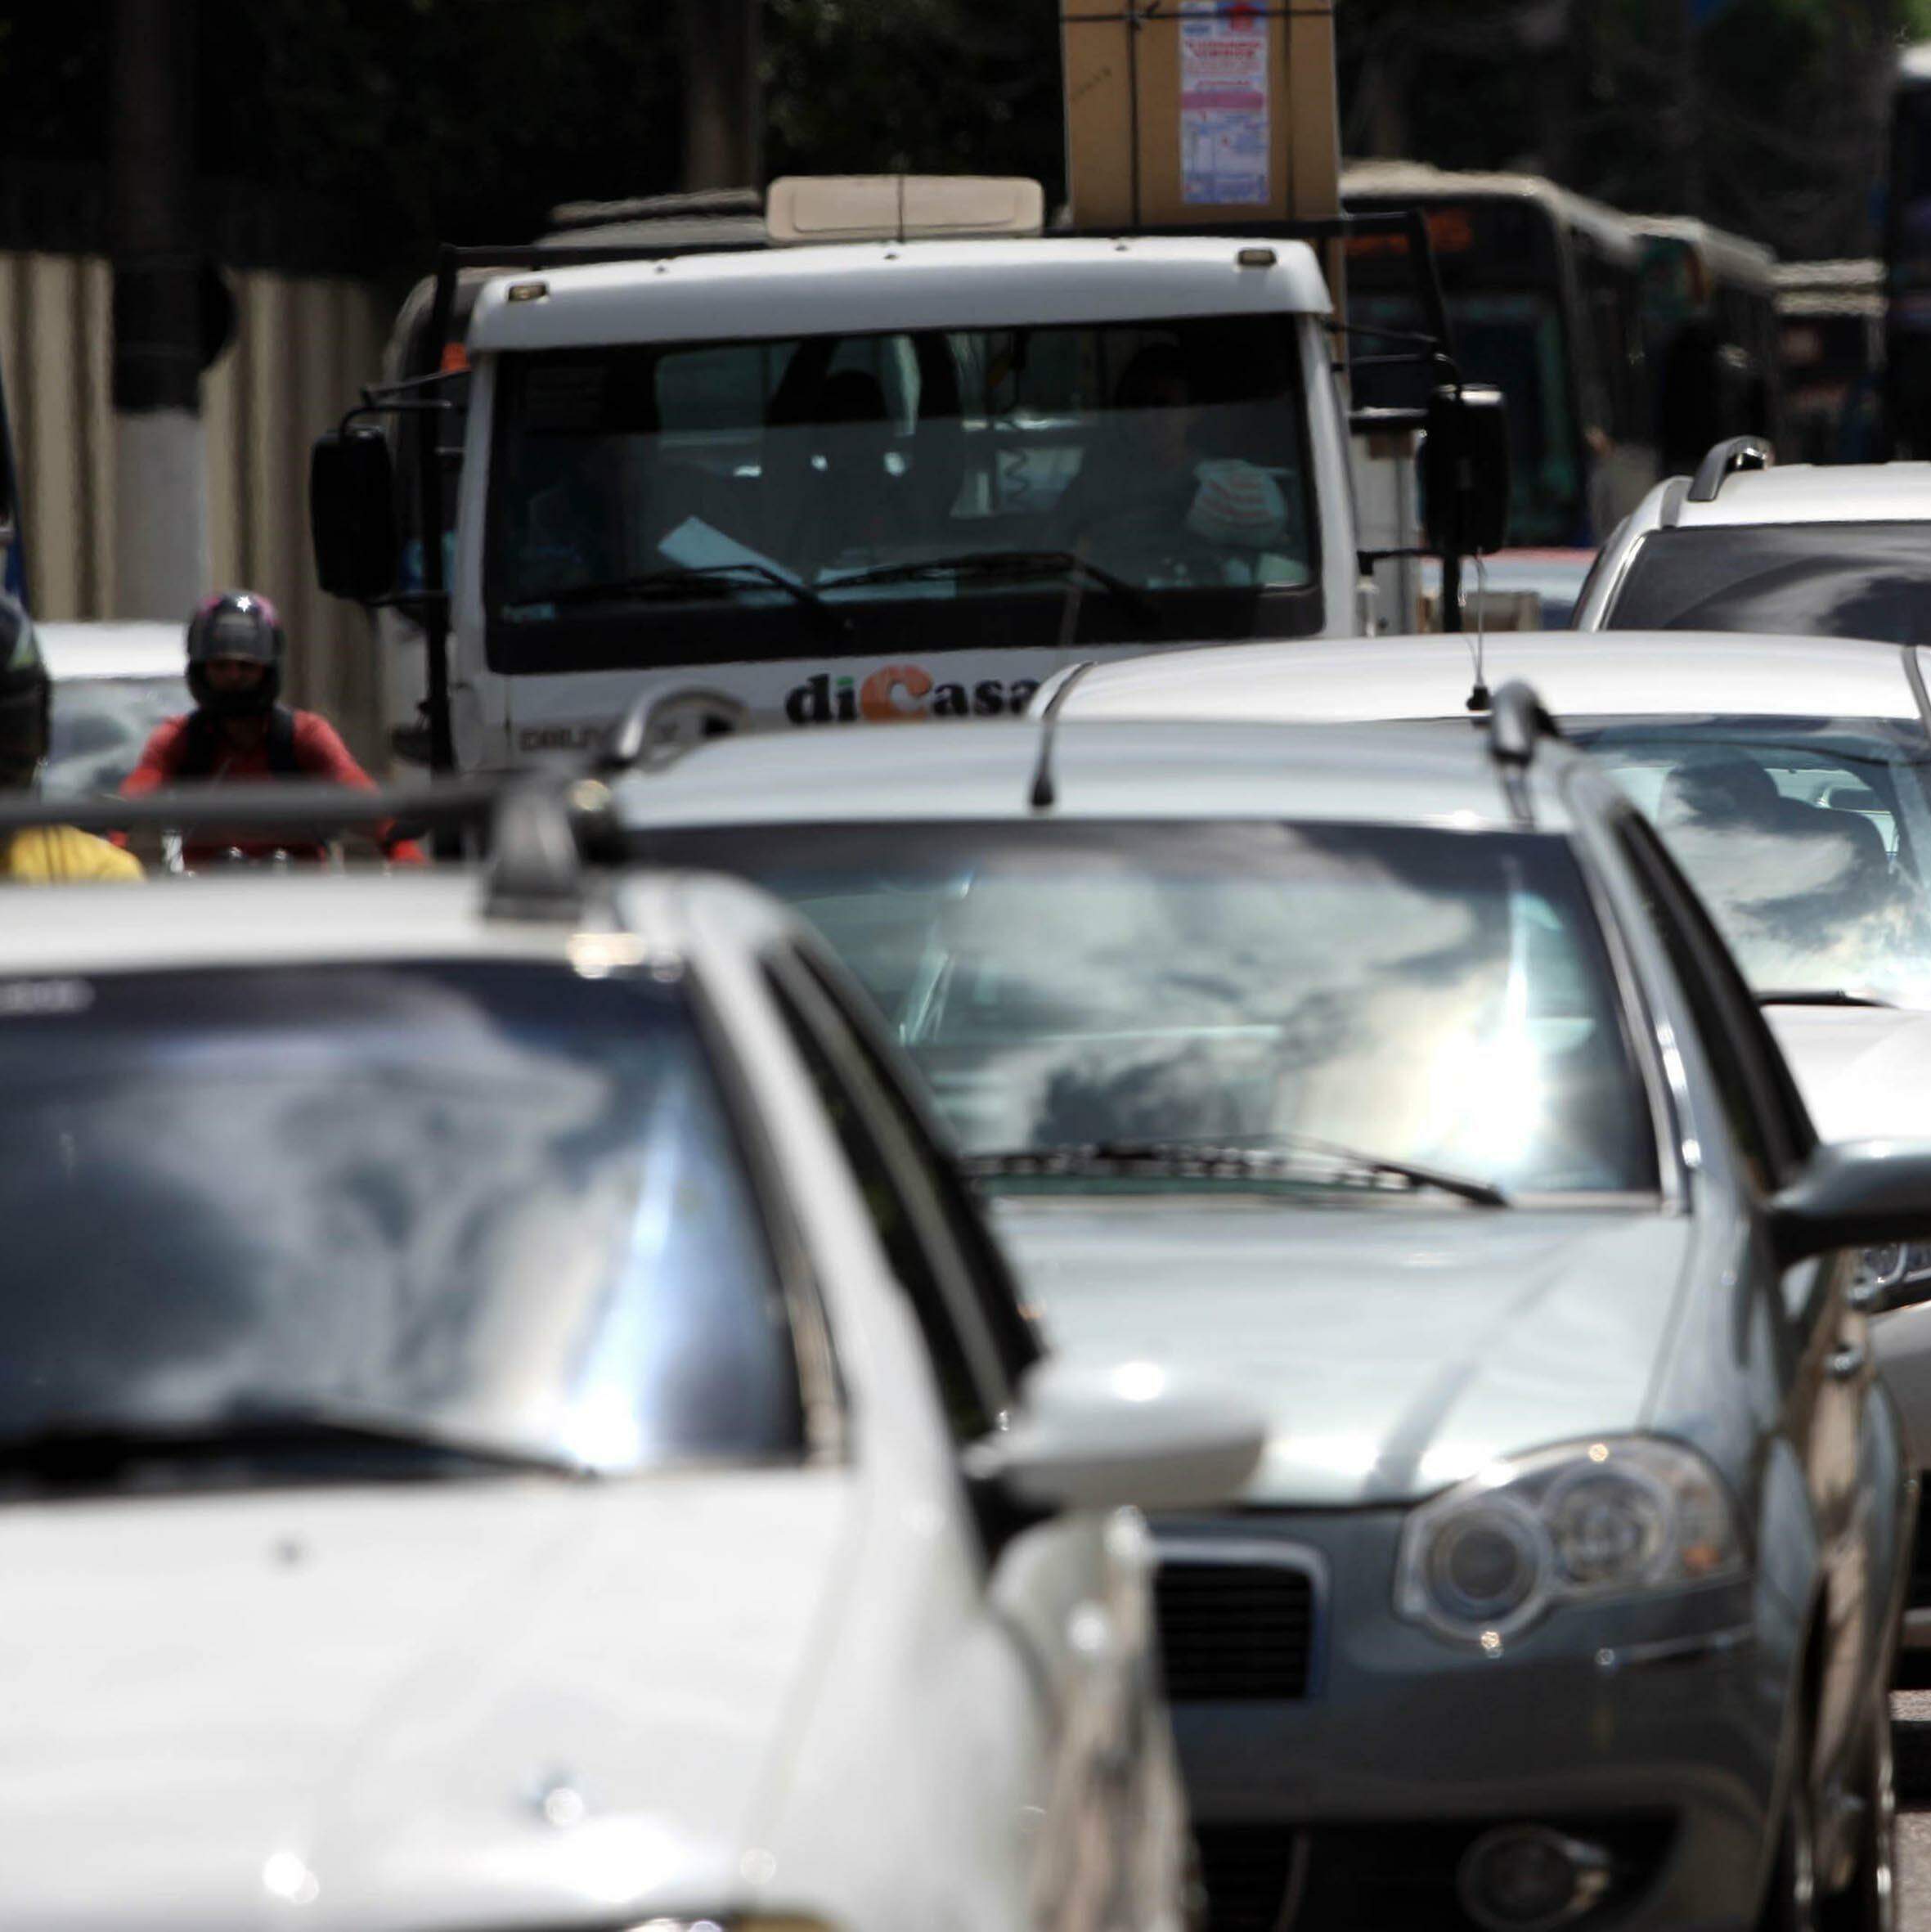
[1571,442,1931,640]
[1040,625,1931,1646]
[0,786,1262,1930]
[35,618,186,796]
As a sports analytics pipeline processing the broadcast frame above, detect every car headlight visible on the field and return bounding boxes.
[1395,1436,1745,1648]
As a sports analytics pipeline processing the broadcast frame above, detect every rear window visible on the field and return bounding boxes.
[1604,523,1931,644]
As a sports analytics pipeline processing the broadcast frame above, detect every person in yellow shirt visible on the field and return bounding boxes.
[0,594,141,883]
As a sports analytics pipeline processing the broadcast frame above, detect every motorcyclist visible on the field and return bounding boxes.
[0,593,143,884]
[121,591,424,866]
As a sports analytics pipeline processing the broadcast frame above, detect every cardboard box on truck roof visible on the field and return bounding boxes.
[1061,0,1340,229]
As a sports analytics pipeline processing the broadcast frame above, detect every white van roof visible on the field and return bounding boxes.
[468,235,1331,353]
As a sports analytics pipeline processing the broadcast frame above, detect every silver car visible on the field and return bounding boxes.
[618,708,1931,1931]
[1045,625,1931,1669]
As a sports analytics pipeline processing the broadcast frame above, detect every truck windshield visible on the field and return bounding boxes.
[486,316,1315,666]
[0,962,804,1483]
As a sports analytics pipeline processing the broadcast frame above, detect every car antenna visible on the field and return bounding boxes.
[1028,660,1099,811]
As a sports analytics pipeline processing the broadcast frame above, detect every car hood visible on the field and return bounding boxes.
[991,1194,1691,1507]
[1764,1004,1931,1143]
[0,1471,854,1929]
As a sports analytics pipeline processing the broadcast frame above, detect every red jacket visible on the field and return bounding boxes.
[122,710,427,865]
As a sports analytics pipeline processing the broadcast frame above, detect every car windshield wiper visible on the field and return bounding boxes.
[0,1401,593,1487]
[966,1135,1508,1207]
[1756,989,1898,1009]
[822,550,1169,631]
[523,564,851,636]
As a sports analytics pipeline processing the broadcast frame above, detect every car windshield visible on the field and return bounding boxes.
[1570,714,1931,1006]
[487,315,1314,654]
[1603,524,1931,643]
[0,962,802,1480]
[629,820,1658,1198]
[45,675,188,796]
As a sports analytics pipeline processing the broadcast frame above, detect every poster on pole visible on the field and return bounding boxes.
[1179,1,1271,206]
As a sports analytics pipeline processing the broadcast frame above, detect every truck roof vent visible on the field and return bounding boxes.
[766,175,1045,246]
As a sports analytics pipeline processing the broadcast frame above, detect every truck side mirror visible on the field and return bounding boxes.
[311,427,399,602]
[1422,384,1511,559]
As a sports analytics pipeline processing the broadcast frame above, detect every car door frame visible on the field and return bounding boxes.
[760,934,1172,1932]
[1609,804,1892,1840]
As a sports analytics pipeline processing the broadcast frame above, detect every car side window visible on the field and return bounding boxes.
[761,958,1008,1445]
[1614,813,1810,1193]
[794,948,1044,1386]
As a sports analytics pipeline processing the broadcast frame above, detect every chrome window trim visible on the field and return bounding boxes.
[682,946,849,1467]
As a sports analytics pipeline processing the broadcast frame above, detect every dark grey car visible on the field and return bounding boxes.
[618,705,1931,1932]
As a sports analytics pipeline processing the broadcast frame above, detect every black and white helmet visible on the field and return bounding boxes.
[186,590,285,717]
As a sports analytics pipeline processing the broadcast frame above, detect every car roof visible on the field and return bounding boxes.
[468,235,1331,351]
[1049,630,1922,728]
[34,622,186,683]
[1666,462,1931,526]
[615,717,1577,835]
[0,866,788,978]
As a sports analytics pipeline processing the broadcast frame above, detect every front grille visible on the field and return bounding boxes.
[1193,1824,1303,1932]
[1155,1556,1315,1701]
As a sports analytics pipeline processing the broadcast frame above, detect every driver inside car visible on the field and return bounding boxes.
[1051,344,1288,568]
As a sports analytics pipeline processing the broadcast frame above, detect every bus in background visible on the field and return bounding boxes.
[1777,259,1884,464]
[1886,44,1931,456]
[1628,215,1781,473]
[1342,160,1654,553]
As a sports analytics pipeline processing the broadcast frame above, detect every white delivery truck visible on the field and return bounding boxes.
[312,177,1503,772]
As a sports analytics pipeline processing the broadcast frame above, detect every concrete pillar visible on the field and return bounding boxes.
[110,0,207,618]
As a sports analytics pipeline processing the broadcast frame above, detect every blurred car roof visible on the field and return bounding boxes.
[614,715,1584,834]
[1039,629,1923,726]
[34,621,185,682]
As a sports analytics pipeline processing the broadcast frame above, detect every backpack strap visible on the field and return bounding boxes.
[265,706,301,776]
[169,711,225,780]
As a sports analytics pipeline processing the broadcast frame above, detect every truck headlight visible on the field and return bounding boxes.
[1395,1437,1745,1646]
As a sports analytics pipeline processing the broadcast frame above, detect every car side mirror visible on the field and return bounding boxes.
[311,427,399,602]
[1769,1139,1931,1269]
[963,1356,1264,1514]
[1422,384,1511,559]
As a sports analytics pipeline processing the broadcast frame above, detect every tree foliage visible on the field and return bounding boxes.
[0,0,1923,272]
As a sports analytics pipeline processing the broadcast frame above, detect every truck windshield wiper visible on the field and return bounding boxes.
[1756,989,1897,1009]
[0,1401,592,1489]
[526,564,852,636]
[822,550,1169,631]
[966,1134,1508,1206]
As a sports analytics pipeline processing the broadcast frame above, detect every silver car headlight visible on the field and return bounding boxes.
[1395,1437,1745,1648]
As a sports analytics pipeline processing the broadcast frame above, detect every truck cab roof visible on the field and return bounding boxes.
[468,234,1332,352]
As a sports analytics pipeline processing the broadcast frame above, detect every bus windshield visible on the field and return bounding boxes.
[484,316,1317,670]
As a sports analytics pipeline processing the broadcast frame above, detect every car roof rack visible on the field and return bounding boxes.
[1484,679,1563,829]
[1687,435,1776,504]
[0,775,618,923]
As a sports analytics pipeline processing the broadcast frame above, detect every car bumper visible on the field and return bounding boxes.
[1156,1512,1793,1932]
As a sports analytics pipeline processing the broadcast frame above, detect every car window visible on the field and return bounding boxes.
[794,948,1041,1386]
[635,819,1661,1201]
[1569,712,1931,1009]
[762,957,1009,1444]
[0,961,805,1476]
[1614,813,1812,1192]
[1603,523,1931,644]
